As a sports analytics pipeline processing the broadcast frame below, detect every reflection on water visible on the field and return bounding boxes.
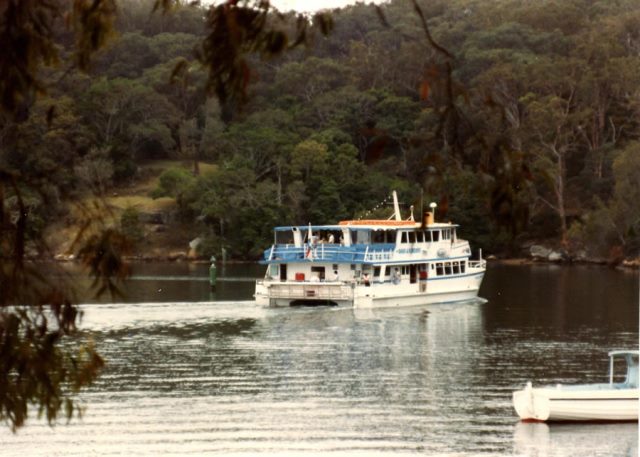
[2,263,638,456]
[514,422,638,457]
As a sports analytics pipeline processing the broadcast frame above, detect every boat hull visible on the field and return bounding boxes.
[513,384,639,422]
[255,271,484,309]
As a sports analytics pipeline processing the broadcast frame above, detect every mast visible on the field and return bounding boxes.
[392,191,401,221]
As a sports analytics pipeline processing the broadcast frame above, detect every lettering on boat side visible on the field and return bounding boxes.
[396,248,421,254]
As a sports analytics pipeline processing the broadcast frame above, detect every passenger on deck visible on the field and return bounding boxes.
[328,233,335,243]
[392,268,401,285]
[363,273,371,286]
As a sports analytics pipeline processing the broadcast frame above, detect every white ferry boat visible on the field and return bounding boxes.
[255,192,486,308]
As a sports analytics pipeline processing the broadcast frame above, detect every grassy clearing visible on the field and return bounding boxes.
[107,195,175,213]
[44,160,217,256]
[108,159,217,209]
[122,160,218,196]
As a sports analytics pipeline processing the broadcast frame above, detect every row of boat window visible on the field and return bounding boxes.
[359,228,455,244]
[275,228,456,245]
[370,261,466,278]
[433,261,466,276]
[269,260,467,283]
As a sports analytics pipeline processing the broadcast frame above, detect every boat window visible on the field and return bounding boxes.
[612,357,630,384]
[341,229,350,246]
[327,231,336,243]
[386,231,396,243]
[275,230,294,245]
[416,231,424,243]
[351,230,371,244]
[460,261,466,274]
[269,264,278,277]
[401,231,408,244]
[452,261,460,274]
[408,231,416,243]
[628,355,639,387]
[311,266,325,280]
[372,231,385,244]
[401,266,409,275]
[321,230,340,244]
[444,262,452,275]
[435,263,444,276]
[374,266,381,277]
[442,229,450,240]
[432,230,440,242]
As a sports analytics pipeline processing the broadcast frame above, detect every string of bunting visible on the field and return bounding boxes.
[358,194,393,220]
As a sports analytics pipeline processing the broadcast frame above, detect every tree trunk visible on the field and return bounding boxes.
[556,154,568,246]
[277,164,282,206]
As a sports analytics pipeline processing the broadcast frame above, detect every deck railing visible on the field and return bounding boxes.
[267,283,354,301]
[468,259,486,270]
[263,244,395,263]
[263,244,484,267]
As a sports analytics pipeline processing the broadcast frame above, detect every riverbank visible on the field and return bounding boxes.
[35,160,640,272]
[487,243,640,270]
[44,250,640,271]
[488,256,640,270]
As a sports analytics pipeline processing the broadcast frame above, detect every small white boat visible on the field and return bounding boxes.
[513,350,639,422]
[254,191,486,308]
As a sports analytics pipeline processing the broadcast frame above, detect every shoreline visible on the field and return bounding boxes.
[32,254,640,270]
[486,256,640,269]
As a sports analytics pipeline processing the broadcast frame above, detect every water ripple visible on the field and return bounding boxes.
[2,264,638,456]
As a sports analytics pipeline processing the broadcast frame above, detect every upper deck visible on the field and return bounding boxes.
[260,192,479,265]
[261,221,472,265]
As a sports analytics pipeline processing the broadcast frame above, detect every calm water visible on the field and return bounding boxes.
[2,262,639,456]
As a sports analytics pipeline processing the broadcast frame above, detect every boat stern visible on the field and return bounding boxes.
[513,382,550,422]
[254,279,356,307]
[254,280,270,306]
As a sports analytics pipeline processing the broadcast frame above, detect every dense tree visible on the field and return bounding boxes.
[609,142,640,254]
[520,61,581,245]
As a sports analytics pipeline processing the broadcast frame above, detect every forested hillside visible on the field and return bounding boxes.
[3,0,640,261]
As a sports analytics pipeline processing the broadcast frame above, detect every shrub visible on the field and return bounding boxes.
[151,167,194,199]
[120,207,144,241]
